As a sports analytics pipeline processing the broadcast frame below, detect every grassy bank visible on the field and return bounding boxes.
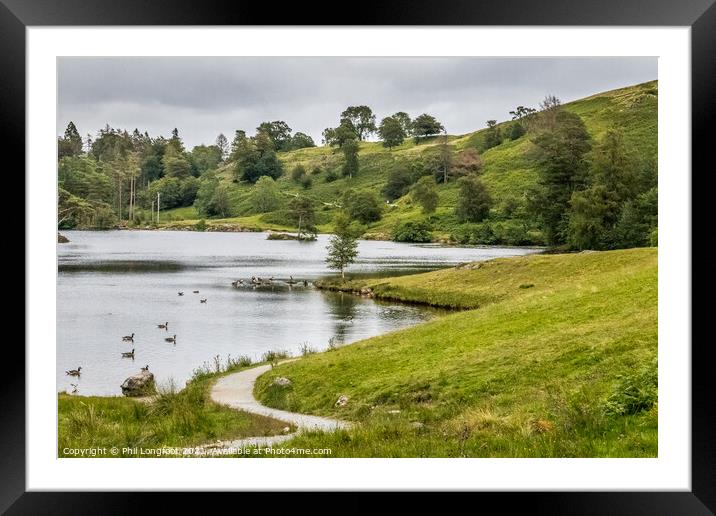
[58,359,292,457]
[255,248,658,457]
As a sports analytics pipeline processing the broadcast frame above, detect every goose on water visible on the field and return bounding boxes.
[178,291,184,296]
[65,366,82,377]
[157,322,168,329]
[70,383,78,394]
[165,335,177,343]
[122,333,135,341]
[193,290,200,294]
[141,364,149,371]
[200,299,207,303]
[121,348,135,358]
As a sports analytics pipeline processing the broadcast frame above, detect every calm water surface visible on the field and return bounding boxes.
[57,230,540,395]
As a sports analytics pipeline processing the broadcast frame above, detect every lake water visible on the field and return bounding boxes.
[57,230,540,396]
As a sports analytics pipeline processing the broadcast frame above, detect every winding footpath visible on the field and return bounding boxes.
[197,361,350,452]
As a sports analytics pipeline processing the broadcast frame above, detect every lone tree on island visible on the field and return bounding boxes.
[325,215,359,281]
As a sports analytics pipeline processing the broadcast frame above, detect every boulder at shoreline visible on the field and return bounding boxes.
[121,370,156,397]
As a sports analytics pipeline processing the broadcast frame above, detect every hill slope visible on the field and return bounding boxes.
[253,248,657,457]
[162,80,657,244]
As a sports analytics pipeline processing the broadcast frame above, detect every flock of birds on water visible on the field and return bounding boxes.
[64,275,312,394]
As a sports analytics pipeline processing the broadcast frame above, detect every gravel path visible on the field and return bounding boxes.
[200,361,350,451]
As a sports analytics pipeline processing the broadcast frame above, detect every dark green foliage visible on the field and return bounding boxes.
[341,139,360,178]
[291,164,308,182]
[58,121,83,158]
[299,174,313,189]
[343,190,382,224]
[411,176,439,214]
[393,221,433,243]
[141,141,166,182]
[382,166,414,201]
[195,176,232,217]
[412,113,444,141]
[567,129,648,250]
[179,177,200,206]
[215,133,229,160]
[58,155,113,205]
[340,106,377,141]
[482,120,503,151]
[324,169,339,183]
[613,188,658,248]
[378,116,406,149]
[256,121,293,151]
[238,149,283,183]
[287,196,317,239]
[325,215,360,280]
[91,125,135,162]
[323,122,358,147]
[529,110,592,245]
[392,112,413,135]
[142,176,199,211]
[604,359,657,416]
[230,128,284,183]
[162,146,192,179]
[432,137,454,184]
[450,221,542,246]
[250,176,280,213]
[93,204,118,229]
[509,122,526,140]
[455,176,492,223]
[189,145,222,175]
[194,219,207,231]
[288,132,316,150]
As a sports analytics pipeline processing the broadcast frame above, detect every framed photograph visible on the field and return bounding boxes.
[8,0,710,511]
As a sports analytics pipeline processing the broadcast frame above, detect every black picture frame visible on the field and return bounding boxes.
[5,0,710,512]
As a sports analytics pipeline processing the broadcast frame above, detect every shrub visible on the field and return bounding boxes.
[299,174,313,189]
[311,166,322,176]
[325,169,339,183]
[94,205,118,229]
[604,359,657,416]
[343,190,382,224]
[509,122,526,140]
[411,176,439,214]
[450,223,497,245]
[194,219,207,232]
[382,166,413,201]
[291,164,307,182]
[455,176,491,223]
[393,221,433,243]
[491,220,529,246]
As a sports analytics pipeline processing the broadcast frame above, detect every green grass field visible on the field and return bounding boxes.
[159,81,657,244]
[254,247,658,457]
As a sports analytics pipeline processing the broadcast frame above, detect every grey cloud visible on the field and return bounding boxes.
[58,57,656,148]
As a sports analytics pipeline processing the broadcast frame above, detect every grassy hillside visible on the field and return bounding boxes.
[161,80,657,242]
[254,248,658,457]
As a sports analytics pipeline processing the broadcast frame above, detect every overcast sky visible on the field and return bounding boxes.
[58,57,656,148]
